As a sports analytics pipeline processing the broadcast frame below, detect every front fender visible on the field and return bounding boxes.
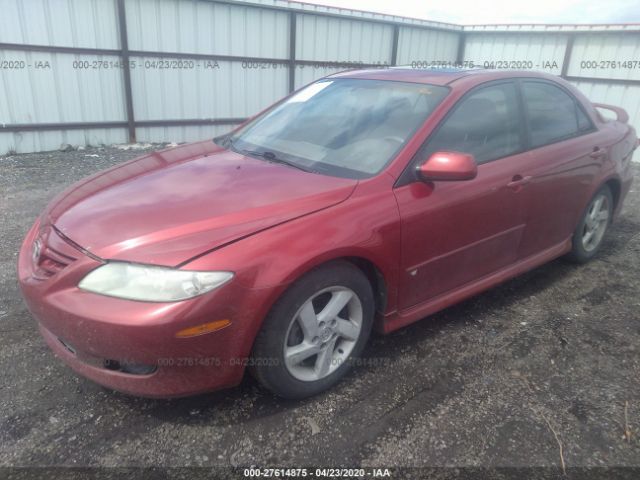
[184,180,402,315]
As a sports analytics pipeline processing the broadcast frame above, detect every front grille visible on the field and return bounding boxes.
[36,245,76,277]
[32,226,80,279]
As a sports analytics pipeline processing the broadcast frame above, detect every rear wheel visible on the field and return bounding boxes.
[251,261,374,399]
[567,185,613,263]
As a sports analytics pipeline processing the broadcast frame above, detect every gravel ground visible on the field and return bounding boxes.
[1,146,639,478]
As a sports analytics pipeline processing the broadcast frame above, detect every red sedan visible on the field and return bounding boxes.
[18,68,637,399]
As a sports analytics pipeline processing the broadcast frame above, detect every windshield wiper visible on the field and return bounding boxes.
[240,148,312,173]
[221,135,314,173]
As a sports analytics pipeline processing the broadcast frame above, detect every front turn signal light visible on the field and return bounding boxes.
[175,319,231,338]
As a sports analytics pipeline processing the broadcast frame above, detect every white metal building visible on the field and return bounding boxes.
[0,0,639,155]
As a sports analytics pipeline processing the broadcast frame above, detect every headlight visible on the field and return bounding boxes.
[78,262,233,302]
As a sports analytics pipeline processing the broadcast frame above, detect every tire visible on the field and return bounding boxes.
[566,185,613,264]
[250,261,374,399]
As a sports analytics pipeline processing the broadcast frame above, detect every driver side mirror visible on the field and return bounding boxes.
[417,151,477,182]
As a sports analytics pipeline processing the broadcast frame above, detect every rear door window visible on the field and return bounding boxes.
[522,81,592,148]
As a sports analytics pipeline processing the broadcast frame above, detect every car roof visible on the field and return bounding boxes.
[328,67,556,87]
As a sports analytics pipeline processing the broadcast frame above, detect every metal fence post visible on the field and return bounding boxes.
[117,0,136,143]
[289,12,297,92]
[390,25,399,66]
[456,32,466,65]
[561,34,575,78]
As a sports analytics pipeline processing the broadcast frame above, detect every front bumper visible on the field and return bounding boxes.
[17,221,275,398]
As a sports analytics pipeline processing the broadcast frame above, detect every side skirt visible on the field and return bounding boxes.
[380,237,572,334]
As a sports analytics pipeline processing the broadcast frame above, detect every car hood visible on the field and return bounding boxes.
[43,141,357,266]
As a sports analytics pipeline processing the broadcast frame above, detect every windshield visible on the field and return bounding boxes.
[217,78,449,179]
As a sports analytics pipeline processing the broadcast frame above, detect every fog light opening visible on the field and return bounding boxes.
[103,359,121,371]
[102,359,156,375]
[120,363,157,375]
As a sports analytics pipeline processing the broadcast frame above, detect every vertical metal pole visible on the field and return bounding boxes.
[288,12,297,92]
[117,0,136,143]
[456,32,466,66]
[561,35,575,78]
[390,25,399,66]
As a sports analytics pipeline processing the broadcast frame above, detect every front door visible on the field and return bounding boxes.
[394,81,530,310]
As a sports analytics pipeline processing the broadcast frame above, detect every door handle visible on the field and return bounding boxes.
[590,147,606,159]
[507,175,532,189]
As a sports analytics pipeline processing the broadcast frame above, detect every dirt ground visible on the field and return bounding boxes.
[1,146,639,478]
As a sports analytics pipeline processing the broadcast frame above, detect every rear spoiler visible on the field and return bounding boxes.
[593,103,629,123]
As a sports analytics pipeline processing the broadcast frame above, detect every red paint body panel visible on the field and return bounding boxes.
[17,69,637,397]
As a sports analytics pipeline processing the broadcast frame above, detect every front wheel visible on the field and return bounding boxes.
[566,185,613,263]
[250,261,374,399]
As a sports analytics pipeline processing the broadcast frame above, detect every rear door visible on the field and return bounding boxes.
[515,79,610,258]
[394,81,531,310]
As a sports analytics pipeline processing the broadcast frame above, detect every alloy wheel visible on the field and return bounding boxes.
[283,286,363,382]
[582,193,610,252]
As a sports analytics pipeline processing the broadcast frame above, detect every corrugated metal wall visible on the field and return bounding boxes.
[126,0,290,57]
[1,0,639,155]
[0,0,126,152]
[0,0,120,48]
[295,14,394,63]
[396,27,460,65]
[463,33,568,75]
